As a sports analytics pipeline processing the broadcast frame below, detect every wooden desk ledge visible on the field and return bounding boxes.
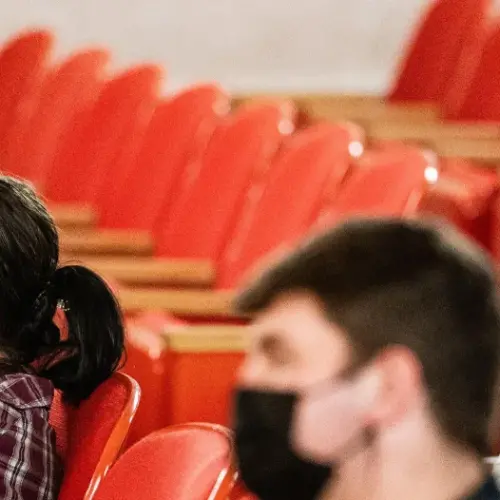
[59,229,154,256]
[118,287,236,318]
[368,121,500,142]
[51,204,97,229]
[163,325,249,353]
[67,256,216,287]
[433,138,500,164]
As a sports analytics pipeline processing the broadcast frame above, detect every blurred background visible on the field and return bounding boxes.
[0,0,427,92]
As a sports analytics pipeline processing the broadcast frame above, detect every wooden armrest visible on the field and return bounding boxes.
[233,93,383,108]
[59,229,153,256]
[163,325,249,352]
[50,204,97,229]
[118,288,236,317]
[433,138,500,163]
[368,121,500,143]
[307,101,439,124]
[233,93,439,124]
[62,256,216,287]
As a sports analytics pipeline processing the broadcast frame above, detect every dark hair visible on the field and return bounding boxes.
[0,176,124,405]
[235,217,500,455]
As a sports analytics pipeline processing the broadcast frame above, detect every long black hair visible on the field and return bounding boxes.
[0,176,124,405]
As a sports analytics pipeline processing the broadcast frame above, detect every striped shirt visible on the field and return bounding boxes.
[0,367,61,499]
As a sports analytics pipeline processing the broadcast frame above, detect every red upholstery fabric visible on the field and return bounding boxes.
[49,372,140,500]
[155,101,295,260]
[10,49,109,189]
[93,424,235,500]
[45,65,161,205]
[440,0,490,119]
[455,22,500,121]
[0,30,53,170]
[416,159,498,251]
[317,147,434,227]
[217,122,359,289]
[389,0,489,104]
[230,481,258,500]
[124,313,186,445]
[100,84,229,231]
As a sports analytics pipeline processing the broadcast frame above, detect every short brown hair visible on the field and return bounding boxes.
[235,218,500,455]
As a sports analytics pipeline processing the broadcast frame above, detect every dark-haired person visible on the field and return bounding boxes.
[0,176,124,499]
[233,218,500,500]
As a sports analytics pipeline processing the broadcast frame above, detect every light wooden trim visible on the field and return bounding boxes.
[305,100,439,124]
[368,121,500,142]
[51,204,97,229]
[233,93,439,123]
[60,256,216,287]
[118,288,237,317]
[164,325,248,353]
[59,229,153,256]
[433,138,500,164]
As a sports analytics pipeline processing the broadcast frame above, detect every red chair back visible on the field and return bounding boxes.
[92,423,237,500]
[50,372,141,500]
[46,65,161,205]
[389,0,489,103]
[440,1,491,119]
[416,159,498,251]
[124,316,179,445]
[0,29,54,168]
[100,84,230,231]
[155,101,295,260]
[454,22,500,121]
[218,122,361,289]
[9,49,109,187]
[317,148,436,227]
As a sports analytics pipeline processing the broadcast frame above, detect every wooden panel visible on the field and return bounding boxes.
[163,325,247,426]
[233,93,439,124]
[51,204,97,229]
[434,138,500,164]
[118,288,236,317]
[368,121,500,142]
[62,256,216,287]
[59,229,153,256]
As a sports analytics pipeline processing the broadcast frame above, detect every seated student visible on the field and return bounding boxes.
[0,176,124,499]
[233,218,500,500]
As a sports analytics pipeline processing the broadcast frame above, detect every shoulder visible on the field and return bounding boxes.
[0,370,54,411]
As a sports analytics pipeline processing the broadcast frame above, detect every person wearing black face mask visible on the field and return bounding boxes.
[232,219,500,500]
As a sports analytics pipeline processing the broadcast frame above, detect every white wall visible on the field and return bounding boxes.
[0,0,429,93]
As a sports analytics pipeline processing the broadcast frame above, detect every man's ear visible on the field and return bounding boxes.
[361,346,424,427]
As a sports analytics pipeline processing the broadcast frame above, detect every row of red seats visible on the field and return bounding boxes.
[1,2,500,497]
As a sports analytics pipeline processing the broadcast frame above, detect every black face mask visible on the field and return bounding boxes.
[234,388,332,500]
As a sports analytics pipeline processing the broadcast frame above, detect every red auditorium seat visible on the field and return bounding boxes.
[92,424,237,500]
[124,315,245,443]
[236,0,490,124]
[155,101,294,260]
[61,103,294,274]
[316,147,437,227]
[124,314,180,445]
[99,83,230,231]
[45,64,162,206]
[230,482,258,500]
[217,121,363,289]
[50,372,140,500]
[370,22,500,151]
[0,29,54,168]
[416,159,498,251]
[389,0,489,104]
[10,49,110,188]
